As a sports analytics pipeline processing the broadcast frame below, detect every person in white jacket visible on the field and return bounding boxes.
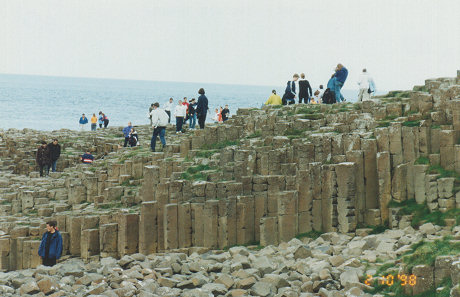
[357,69,376,102]
[150,102,169,152]
[174,100,187,134]
[163,98,174,124]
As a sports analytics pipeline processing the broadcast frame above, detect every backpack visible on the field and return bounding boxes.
[322,88,336,104]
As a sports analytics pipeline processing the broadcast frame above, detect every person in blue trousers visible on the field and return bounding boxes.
[38,221,63,267]
[333,64,348,103]
[122,122,133,147]
[150,102,169,152]
[188,98,197,129]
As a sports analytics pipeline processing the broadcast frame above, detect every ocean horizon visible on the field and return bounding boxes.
[1,74,370,131]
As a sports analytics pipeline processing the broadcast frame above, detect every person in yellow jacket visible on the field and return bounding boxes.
[265,90,282,105]
[90,113,98,131]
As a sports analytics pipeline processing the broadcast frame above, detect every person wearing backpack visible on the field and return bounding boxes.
[323,76,337,104]
[282,74,299,105]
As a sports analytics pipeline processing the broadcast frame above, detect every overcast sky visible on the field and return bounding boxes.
[1,0,459,90]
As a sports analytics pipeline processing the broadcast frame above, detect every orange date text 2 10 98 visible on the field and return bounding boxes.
[364,274,417,287]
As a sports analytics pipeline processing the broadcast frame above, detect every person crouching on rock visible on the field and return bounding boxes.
[36,141,51,177]
[81,150,95,163]
[129,128,139,147]
[38,220,63,267]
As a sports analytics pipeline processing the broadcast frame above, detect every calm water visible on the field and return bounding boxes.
[0,74,360,131]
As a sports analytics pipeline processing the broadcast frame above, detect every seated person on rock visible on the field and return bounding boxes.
[81,151,95,164]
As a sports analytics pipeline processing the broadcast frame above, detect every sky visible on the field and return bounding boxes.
[0,0,459,91]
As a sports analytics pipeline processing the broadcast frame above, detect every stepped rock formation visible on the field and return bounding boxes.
[0,71,459,296]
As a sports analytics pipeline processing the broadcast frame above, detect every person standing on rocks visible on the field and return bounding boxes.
[98,111,104,128]
[164,98,174,124]
[333,64,348,103]
[196,88,208,129]
[123,122,133,147]
[79,114,88,131]
[48,139,61,173]
[222,104,230,122]
[174,99,187,134]
[36,141,51,177]
[188,98,197,130]
[182,97,190,125]
[150,102,169,152]
[357,68,376,101]
[299,73,313,103]
[90,113,98,131]
[103,113,109,128]
[282,73,299,105]
[38,220,63,267]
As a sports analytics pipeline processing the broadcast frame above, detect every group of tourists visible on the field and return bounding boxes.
[266,64,376,106]
[35,139,61,177]
[36,138,95,176]
[79,112,109,131]
[212,105,230,123]
[122,122,139,147]
[149,88,209,152]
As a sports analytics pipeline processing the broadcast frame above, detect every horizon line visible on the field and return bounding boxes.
[0,72,371,92]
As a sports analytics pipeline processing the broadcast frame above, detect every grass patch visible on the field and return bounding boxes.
[180,164,215,181]
[246,131,262,139]
[296,230,323,240]
[384,114,399,121]
[403,237,460,272]
[202,140,240,150]
[195,150,217,158]
[376,121,391,128]
[431,124,441,129]
[388,199,460,227]
[369,239,456,296]
[402,120,421,127]
[369,221,390,235]
[414,156,430,165]
[301,114,323,120]
[120,180,137,187]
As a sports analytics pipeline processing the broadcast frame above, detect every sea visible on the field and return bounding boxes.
[0,74,363,131]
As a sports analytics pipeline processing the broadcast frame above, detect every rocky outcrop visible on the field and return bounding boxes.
[0,71,459,296]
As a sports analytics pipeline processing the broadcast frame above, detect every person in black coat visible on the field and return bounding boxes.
[48,139,61,173]
[36,141,51,177]
[298,73,313,103]
[196,88,209,129]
